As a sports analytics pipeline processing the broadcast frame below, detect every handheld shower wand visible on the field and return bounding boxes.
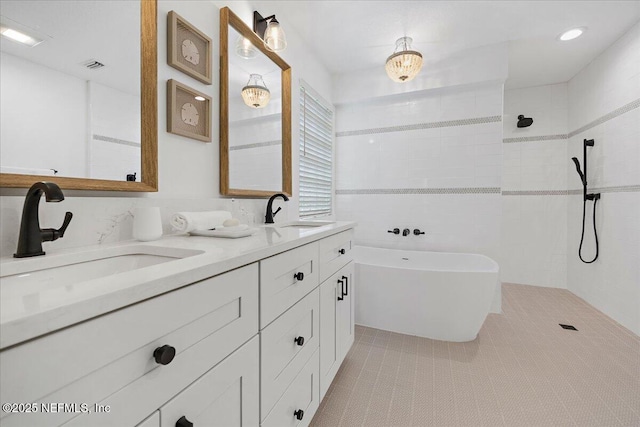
[571,139,601,264]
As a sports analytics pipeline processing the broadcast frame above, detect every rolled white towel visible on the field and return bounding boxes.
[170,211,232,233]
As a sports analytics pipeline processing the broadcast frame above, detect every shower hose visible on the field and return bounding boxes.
[578,197,599,264]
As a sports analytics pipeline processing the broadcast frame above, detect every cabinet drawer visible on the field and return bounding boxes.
[261,348,320,427]
[1,264,258,427]
[318,230,353,283]
[261,289,319,420]
[159,336,259,427]
[260,242,319,327]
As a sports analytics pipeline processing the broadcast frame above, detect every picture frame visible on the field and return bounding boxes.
[167,79,212,142]
[167,11,212,84]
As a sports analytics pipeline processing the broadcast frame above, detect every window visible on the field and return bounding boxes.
[299,83,334,218]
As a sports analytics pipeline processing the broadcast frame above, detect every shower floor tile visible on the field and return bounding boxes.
[310,283,640,427]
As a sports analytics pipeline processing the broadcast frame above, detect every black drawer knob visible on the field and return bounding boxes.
[294,272,304,281]
[153,345,176,365]
[338,248,346,255]
[294,409,304,420]
[176,415,193,427]
[294,336,305,346]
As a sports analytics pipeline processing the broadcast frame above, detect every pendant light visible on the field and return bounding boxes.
[241,74,270,108]
[385,37,423,83]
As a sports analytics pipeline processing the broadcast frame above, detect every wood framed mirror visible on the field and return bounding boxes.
[0,0,157,192]
[220,7,291,197]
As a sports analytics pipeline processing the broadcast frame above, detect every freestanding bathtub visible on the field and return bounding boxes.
[355,246,499,342]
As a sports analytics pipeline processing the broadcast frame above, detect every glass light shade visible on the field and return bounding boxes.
[241,74,270,108]
[385,37,423,83]
[263,19,286,52]
[235,35,257,59]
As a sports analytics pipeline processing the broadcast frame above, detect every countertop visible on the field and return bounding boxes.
[0,221,356,350]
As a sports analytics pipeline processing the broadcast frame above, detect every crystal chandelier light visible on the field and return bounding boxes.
[241,74,270,108]
[385,37,423,83]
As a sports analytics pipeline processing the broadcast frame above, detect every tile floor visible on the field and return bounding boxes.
[310,283,640,427]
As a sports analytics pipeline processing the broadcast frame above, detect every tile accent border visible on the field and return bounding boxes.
[336,187,501,195]
[503,134,568,143]
[502,190,568,196]
[568,98,640,138]
[93,134,140,147]
[335,116,502,137]
[503,185,640,196]
[229,140,281,151]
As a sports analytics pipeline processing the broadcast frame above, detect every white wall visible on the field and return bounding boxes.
[0,52,87,178]
[501,83,569,288]
[90,81,141,181]
[566,22,640,335]
[0,0,333,257]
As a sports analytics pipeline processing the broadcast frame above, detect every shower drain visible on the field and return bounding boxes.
[559,324,578,331]
[401,257,409,260]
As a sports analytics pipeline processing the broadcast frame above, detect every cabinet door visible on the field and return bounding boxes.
[319,275,339,399]
[159,336,259,427]
[336,262,355,364]
[319,261,355,400]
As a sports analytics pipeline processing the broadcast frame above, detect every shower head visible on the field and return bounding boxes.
[517,115,533,128]
[571,157,586,185]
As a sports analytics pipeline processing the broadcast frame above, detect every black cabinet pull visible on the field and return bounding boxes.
[338,248,346,255]
[337,279,344,301]
[153,345,176,365]
[294,336,305,346]
[294,272,304,281]
[294,409,304,420]
[176,415,193,427]
[342,275,348,296]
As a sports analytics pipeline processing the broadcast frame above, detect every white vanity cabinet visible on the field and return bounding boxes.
[0,264,259,427]
[0,224,356,427]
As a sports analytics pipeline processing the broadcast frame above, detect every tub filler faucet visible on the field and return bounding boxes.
[14,181,73,258]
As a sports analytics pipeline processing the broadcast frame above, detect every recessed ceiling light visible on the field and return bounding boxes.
[194,96,205,101]
[558,27,586,41]
[0,27,43,46]
[0,16,47,47]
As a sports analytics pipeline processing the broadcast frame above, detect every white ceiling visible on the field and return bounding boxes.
[258,0,640,89]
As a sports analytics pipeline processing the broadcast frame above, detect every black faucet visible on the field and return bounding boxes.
[14,182,73,258]
[265,193,289,224]
[402,228,410,236]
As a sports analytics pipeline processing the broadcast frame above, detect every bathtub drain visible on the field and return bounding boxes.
[401,257,409,260]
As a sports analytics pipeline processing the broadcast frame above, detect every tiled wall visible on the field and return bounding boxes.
[501,83,569,288]
[335,83,503,262]
[566,22,640,335]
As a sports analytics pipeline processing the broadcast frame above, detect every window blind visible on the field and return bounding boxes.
[299,84,334,218]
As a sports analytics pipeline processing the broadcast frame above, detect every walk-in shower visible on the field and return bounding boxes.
[571,139,601,263]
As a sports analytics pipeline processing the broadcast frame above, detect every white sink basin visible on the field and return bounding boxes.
[274,220,335,228]
[1,245,204,295]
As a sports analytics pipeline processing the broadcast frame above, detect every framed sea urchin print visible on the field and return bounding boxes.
[167,11,212,84]
[167,79,212,142]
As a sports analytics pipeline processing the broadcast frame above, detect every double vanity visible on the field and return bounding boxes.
[0,221,355,427]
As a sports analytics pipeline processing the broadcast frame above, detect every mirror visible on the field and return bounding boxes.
[220,7,291,197]
[0,0,157,191]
